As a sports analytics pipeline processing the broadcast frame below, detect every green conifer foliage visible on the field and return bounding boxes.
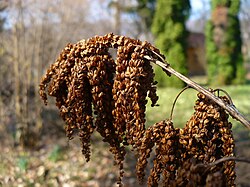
[206,0,245,85]
[152,0,190,87]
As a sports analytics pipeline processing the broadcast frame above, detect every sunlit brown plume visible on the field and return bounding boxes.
[40,33,235,186]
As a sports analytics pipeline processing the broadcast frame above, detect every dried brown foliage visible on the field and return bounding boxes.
[40,34,236,186]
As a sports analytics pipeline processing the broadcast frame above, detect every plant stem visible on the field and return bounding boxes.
[208,156,250,166]
[144,55,250,129]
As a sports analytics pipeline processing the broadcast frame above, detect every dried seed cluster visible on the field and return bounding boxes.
[39,33,161,184]
[40,34,236,186]
[179,92,235,186]
[136,120,180,186]
[136,92,235,186]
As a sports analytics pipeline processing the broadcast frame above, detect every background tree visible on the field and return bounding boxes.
[107,0,156,40]
[1,0,113,148]
[152,0,191,87]
[205,0,245,85]
[124,0,156,39]
[0,1,9,131]
[186,0,210,33]
[239,0,250,76]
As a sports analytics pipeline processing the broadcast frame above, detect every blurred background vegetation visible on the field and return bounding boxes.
[0,0,250,186]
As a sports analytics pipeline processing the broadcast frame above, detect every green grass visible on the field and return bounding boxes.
[146,87,197,127]
[145,84,250,140]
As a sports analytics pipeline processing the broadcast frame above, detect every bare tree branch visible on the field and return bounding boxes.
[144,55,250,129]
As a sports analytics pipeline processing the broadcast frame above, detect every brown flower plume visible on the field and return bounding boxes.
[39,33,161,185]
[135,92,236,187]
[40,33,237,187]
[136,120,180,186]
[178,92,235,186]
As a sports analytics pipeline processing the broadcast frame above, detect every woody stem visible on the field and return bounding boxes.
[144,55,250,129]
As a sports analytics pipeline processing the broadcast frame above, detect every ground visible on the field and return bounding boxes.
[1,85,250,187]
[1,132,250,187]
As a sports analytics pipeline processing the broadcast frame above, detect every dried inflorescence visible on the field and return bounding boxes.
[136,120,180,186]
[40,33,237,186]
[173,158,205,186]
[178,92,235,186]
[136,92,235,187]
[172,157,227,187]
[39,33,161,184]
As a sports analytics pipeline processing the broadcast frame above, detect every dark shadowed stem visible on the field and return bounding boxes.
[208,156,250,166]
[196,156,250,174]
[144,55,250,129]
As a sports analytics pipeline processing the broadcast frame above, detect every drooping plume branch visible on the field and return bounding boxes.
[144,55,250,129]
[39,34,249,186]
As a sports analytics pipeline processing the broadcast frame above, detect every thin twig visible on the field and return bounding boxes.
[212,88,234,105]
[196,156,250,174]
[208,156,250,166]
[170,86,190,120]
[144,55,250,129]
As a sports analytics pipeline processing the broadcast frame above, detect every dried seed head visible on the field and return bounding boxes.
[179,92,235,186]
[39,34,236,187]
[39,33,162,186]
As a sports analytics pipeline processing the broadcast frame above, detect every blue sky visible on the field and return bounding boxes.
[190,0,210,20]
[191,0,208,10]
